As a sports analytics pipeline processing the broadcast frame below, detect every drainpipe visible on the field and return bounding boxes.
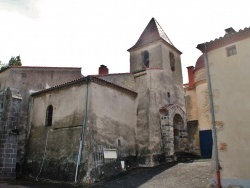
[75,77,89,183]
[204,45,222,188]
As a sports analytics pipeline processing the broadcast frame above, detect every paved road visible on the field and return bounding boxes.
[0,159,212,188]
[90,159,211,188]
[89,162,177,188]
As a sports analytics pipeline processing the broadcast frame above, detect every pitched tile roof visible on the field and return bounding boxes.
[31,76,137,97]
[197,26,250,52]
[128,18,181,53]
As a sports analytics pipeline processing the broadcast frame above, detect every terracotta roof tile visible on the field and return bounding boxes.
[197,26,250,52]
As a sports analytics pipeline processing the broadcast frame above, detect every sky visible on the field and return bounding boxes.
[0,0,249,83]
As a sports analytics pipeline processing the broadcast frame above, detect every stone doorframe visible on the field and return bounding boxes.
[159,104,187,157]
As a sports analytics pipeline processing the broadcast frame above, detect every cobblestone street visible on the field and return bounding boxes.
[0,159,212,188]
[90,159,212,188]
[138,159,212,188]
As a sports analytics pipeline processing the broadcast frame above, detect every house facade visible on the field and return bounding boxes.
[27,76,137,181]
[196,27,250,187]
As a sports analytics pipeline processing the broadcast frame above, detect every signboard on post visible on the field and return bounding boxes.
[103,149,117,159]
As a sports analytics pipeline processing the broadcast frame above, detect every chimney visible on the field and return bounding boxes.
[99,65,109,75]
[225,27,236,36]
[187,66,194,87]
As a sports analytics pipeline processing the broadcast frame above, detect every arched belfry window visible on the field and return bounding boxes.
[45,105,53,126]
[169,52,175,71]
[142,50,149,68]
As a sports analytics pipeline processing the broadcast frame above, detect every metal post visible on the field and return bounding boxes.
[75,77,89,183]
[204,45,221,188]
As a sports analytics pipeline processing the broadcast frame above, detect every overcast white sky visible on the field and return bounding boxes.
[0,0,249,83]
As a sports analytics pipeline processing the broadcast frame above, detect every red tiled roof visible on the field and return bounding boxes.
[197,26,250,52]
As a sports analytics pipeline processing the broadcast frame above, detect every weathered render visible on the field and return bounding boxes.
[96,73,136,92]
[184,56,212,157]
[27,77,137,181]
[197,27,250,187]
[128,18,187,166]
[0,66,82,179]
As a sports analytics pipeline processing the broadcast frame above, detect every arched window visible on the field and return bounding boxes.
[169,52,175,71]
[142,50,149,68]
[45,105,53,126]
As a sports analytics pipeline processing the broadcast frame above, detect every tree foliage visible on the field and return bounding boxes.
[0,55,22,71]
[8,55,22,66]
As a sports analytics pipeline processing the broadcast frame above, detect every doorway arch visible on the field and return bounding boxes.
[173,114,184,151]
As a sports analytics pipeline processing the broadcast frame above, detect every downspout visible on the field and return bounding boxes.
[204,45,222,188]
[75,77,89,183]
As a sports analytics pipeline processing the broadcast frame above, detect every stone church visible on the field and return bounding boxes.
[0,18,188,182]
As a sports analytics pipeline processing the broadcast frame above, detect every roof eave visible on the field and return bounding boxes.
[128,39,182,54]
[31,76,137,98]
[197,26,250,53]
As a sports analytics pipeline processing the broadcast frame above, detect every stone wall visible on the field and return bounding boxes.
[87,81,137,181]
[27,80,137,182]
[129,39,186,167]
[97,74,136,92]
[0,88,22,180]
[27,83,86,181]
[0,67,82,176]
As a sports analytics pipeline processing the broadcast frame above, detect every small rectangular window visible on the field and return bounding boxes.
[226,45,237,56]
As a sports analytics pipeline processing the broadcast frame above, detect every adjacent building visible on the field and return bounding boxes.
[0,66,82,179]
[195,27,250,187]
[184,55,212,158]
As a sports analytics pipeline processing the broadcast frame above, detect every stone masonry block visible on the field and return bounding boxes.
[5,149,13,154]
[11,154,17,158]
[3,168,12,173]
[4,163,16,168]
[4,159,12,163]
[12,158,16,163]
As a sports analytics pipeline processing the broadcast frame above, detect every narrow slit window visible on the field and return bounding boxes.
[118,139,121,146]
[142,51,149,68]
[45,105,53,126]
[169,52,175,71]
[167,92,170,98]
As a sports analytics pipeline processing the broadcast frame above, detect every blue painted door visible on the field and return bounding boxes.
[199,130,213,158]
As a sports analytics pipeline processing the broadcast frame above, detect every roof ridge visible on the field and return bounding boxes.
[154,18,174,46]
[91,72,132,77]
[31,76,137,97]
